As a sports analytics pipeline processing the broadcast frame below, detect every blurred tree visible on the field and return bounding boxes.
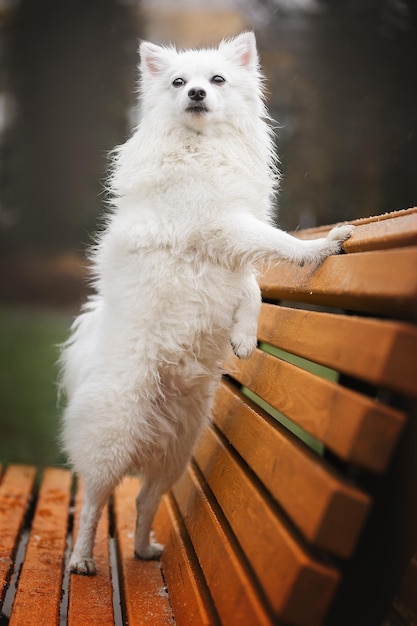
[257,0,417,230]
[0,0,140,254]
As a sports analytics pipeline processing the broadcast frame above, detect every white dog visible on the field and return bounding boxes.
[60,32,353,575]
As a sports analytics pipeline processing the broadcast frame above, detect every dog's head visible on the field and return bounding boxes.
[138,32,266,132]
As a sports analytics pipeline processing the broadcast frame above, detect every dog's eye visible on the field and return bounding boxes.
[172,77,186,88]
[211,75,225,85]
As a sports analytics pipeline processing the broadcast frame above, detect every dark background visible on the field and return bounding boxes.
[1,0,416,264]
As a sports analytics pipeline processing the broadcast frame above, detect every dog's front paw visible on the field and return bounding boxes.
[326,224,355,252]
[135,542,164,560]
[69,555,97,576]
[231,334,257,360]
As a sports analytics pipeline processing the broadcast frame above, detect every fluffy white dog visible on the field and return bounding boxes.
[60,32,353,575]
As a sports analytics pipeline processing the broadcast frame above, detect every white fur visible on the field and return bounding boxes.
[60,32,354,575]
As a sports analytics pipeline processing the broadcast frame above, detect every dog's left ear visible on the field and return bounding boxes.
[220,32,258,70]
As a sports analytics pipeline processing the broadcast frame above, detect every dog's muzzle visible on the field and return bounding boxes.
[186,87,208,114]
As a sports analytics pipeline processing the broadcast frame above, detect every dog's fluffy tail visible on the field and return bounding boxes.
[58,295,102,402]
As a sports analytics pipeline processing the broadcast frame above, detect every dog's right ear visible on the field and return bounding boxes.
[140,41,172,75]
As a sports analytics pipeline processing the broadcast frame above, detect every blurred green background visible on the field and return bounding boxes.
[0,308,70,466]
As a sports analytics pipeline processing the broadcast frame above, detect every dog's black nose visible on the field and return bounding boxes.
[188,88,206,102]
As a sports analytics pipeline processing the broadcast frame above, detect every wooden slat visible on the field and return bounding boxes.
[257,304,417,397]
[194,425,341,625]
[260,247,417,316]
[212,381,370,557]
[113,476,174,626]
[296,208,417,253]
[154,493,220,625]
[226,349,405,472]
[345,208,417,253]
[9,468,71,626]
[173,464,273,626]
[68,478,114,626]
[0,464,36,607]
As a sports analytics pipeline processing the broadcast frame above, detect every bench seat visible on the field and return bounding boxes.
[1,208,417,626]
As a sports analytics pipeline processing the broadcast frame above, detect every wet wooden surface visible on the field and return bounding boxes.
[0,465,36,607]
[8,468,71,626]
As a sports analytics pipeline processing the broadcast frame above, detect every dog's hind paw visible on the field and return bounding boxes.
[69,556,97,576]
[135,542,164,560]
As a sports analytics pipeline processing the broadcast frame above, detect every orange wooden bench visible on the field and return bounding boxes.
[1,208,417,626]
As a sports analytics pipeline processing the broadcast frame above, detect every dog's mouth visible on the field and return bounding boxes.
[186,104,208,115]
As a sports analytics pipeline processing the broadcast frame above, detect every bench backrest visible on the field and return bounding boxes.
[154,208,417,626]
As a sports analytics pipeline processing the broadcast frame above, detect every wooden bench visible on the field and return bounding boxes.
[1,208,417,626]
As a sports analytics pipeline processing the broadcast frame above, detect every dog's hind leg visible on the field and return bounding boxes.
[69,481,114,575]
[134,476,168,560]
[134,381,215,560]
[134,450,197,560]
